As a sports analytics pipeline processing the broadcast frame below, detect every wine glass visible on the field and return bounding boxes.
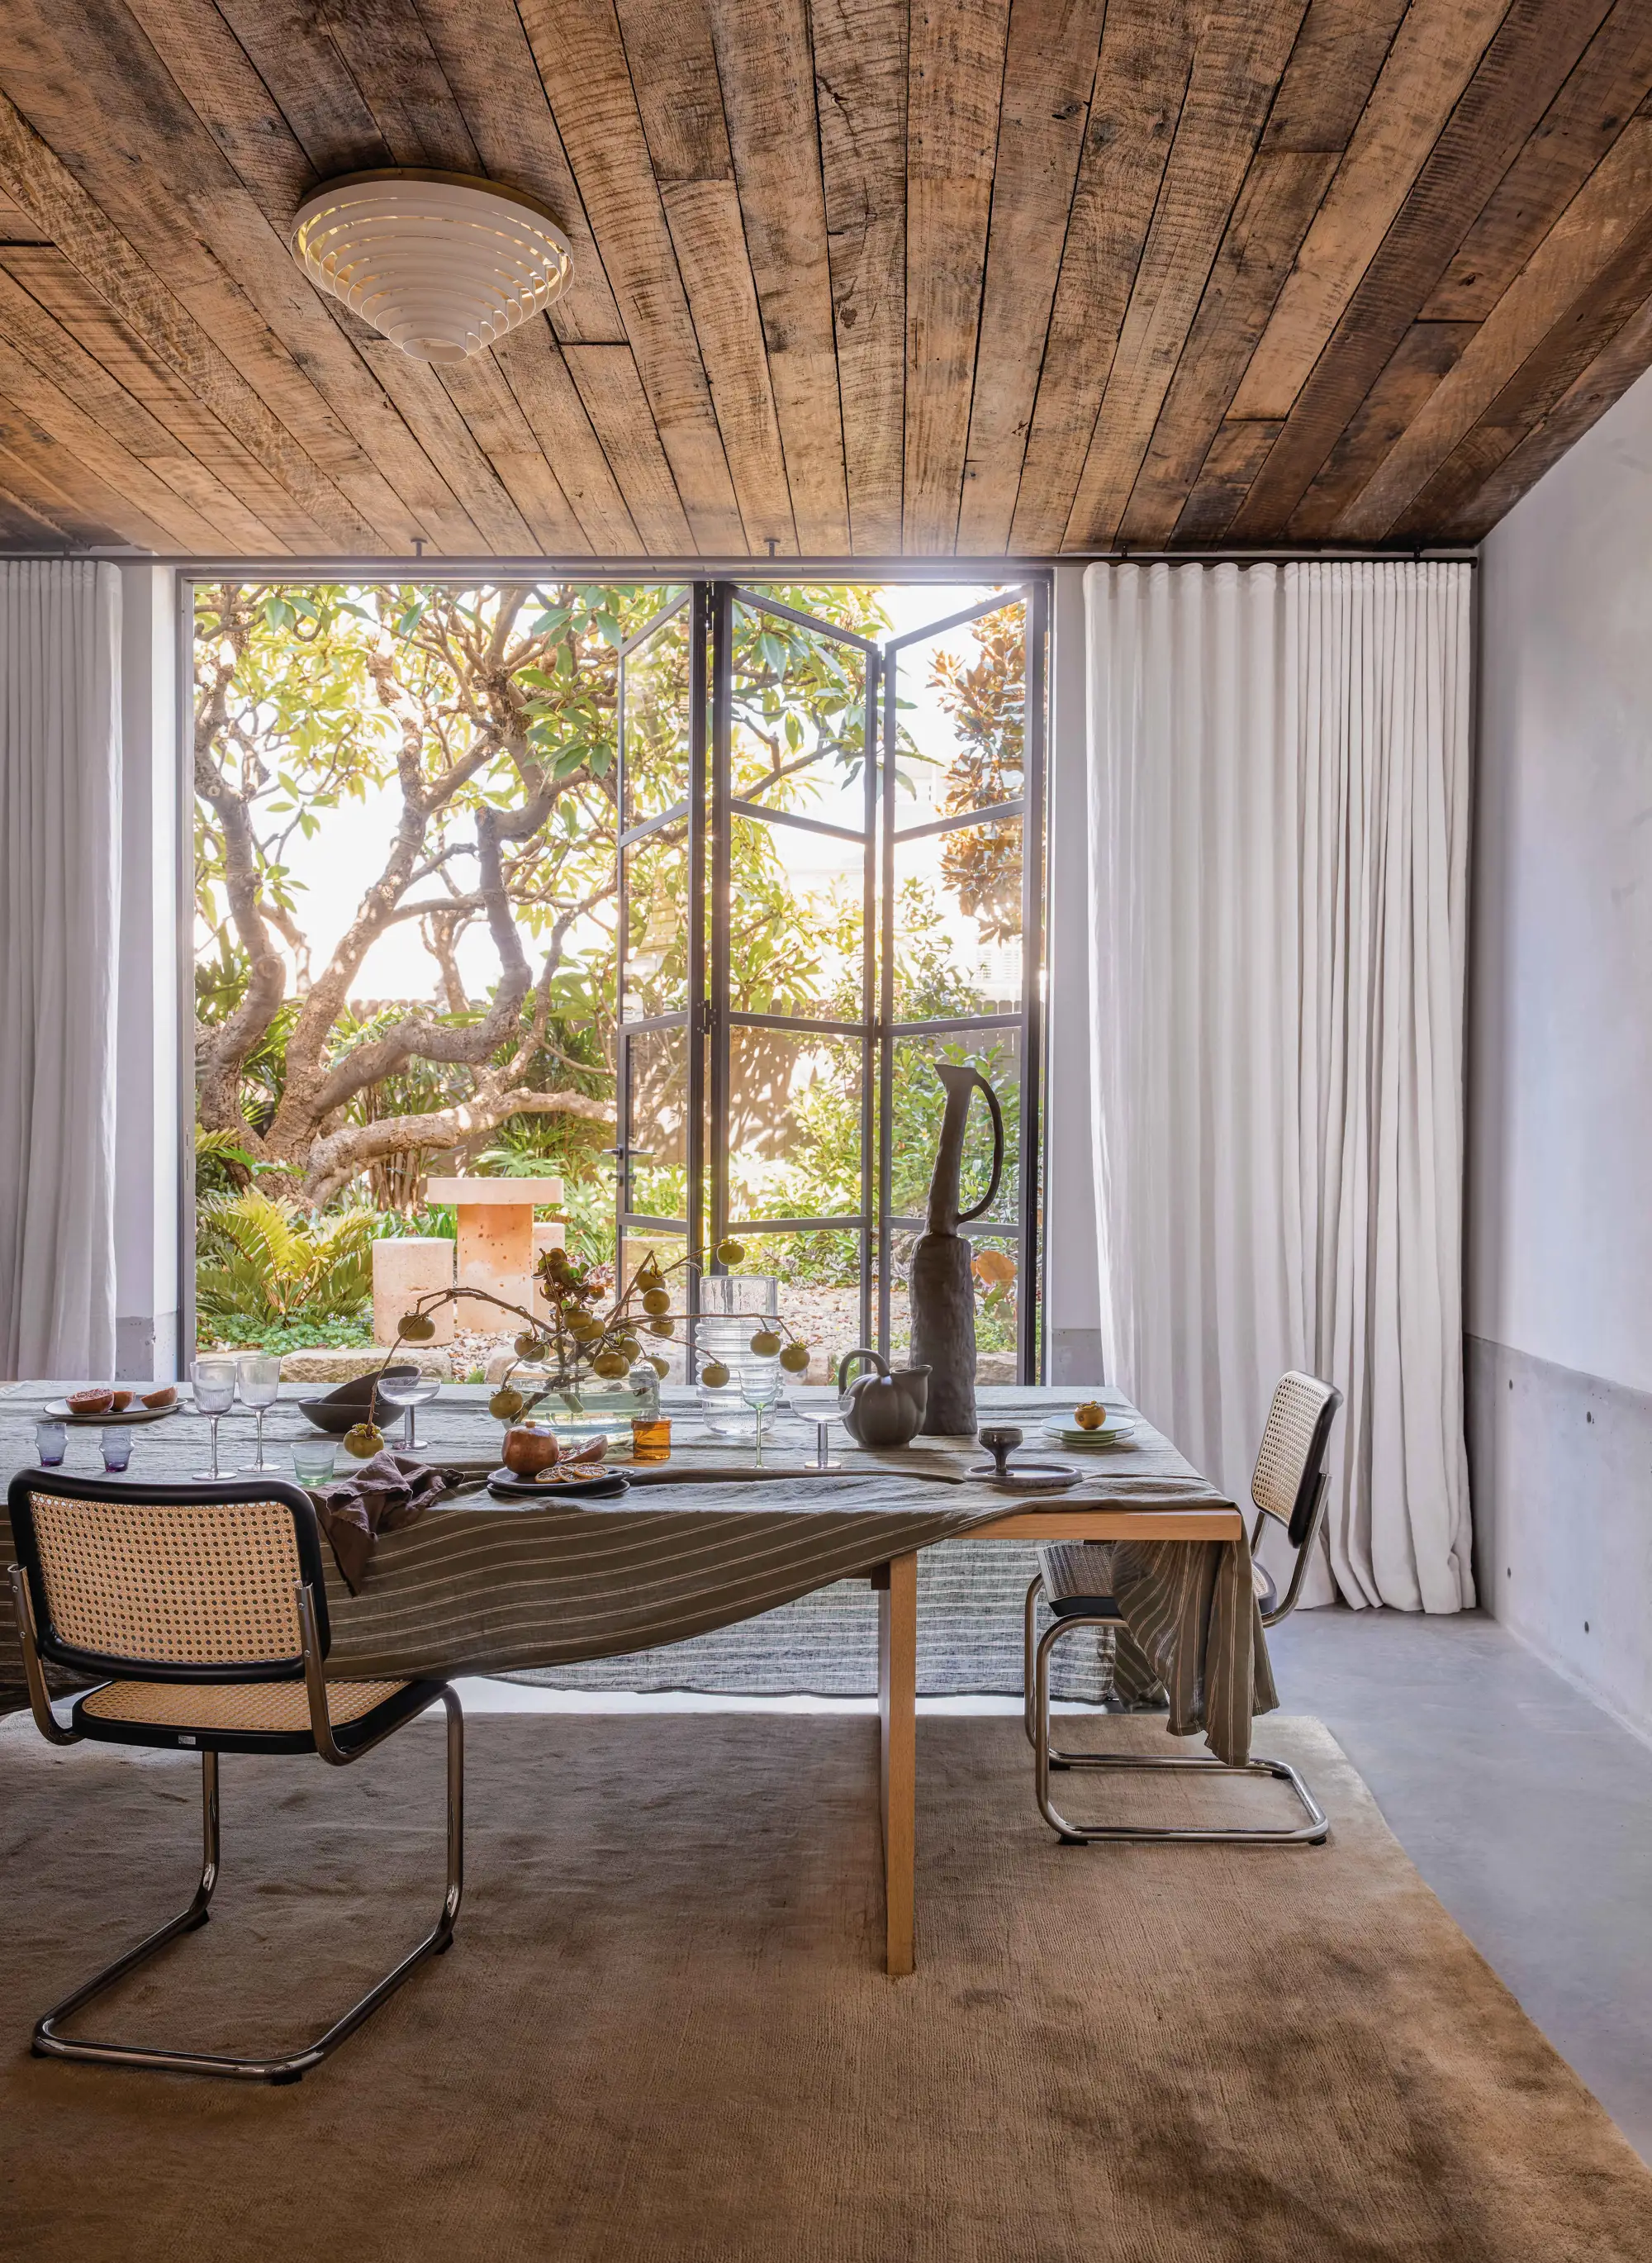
[237,1353,281,1471]
[374,1369,442,1452]
[738,1356,781,1467]
[191,1356,239,1481]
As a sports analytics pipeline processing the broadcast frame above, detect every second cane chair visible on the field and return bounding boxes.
[7,1469,463,2083]
[1023,1370,1341,1845]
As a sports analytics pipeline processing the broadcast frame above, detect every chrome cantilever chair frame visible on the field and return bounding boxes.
[7,1471,463,2084]
[1022,1373,1341,1847]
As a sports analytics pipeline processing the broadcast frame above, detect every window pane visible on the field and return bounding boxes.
[891,815,1023,1016]
[727,1026,865,1222]
[621,604,691,828]
[621,827,691,1020]
[731,601,870,834]
[624,1024,689,1221]
[729,813,867,1020]
[888,597,1025,820]
[886,1029,1020,1226]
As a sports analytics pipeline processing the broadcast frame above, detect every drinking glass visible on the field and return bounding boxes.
[191,1356,239,1481]
[101,1431,133,1473]
[237,1353,281,1471]
[34,1419,65,1468]
[292,1438,338,1487]
[738,1357,781,1467]
[374,1369,442,1452]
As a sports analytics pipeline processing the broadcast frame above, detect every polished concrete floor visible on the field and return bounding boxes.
[458,1605,1652,2165]
[1268,1608,1652,2166]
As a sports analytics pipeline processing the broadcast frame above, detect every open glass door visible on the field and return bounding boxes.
[878,583,1047,1383]
[707,584,880,1370]
[615,588,703,1324]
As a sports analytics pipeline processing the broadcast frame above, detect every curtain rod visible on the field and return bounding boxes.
[0,547,1479,573]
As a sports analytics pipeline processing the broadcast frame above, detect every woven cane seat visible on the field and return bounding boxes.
[70,1674,439,1755]
[80,1680,406,1732]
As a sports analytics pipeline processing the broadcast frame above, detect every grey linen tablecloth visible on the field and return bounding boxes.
[0,1384,1276,1764]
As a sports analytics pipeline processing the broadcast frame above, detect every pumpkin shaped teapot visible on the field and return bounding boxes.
[836,1349,930,1449]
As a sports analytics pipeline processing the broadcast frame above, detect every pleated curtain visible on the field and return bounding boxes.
[1084,560,1474,1612]
[0,559,122,1380]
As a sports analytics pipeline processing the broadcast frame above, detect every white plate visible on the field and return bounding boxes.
[44,1397,181,1427]
[1045,1419,1139,1448]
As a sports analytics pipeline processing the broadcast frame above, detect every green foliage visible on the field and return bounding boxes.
[199,1315,377,1355]
[196,1191,377,1336]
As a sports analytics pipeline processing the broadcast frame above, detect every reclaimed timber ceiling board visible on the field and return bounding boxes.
[0,0,1648,559]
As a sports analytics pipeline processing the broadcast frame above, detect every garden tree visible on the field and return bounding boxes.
[932,604,1025,940]
[193,580,893,1210]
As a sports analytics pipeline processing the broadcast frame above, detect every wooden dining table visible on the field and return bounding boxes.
[870,1490,1243,1975]
[2,1380,1248,1978]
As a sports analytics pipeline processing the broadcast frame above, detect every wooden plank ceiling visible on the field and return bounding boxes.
[0,0,1648,559]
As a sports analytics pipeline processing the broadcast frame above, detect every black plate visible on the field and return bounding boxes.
[485,1466,629,1502]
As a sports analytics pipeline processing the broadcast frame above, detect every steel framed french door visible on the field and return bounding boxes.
[707,582,881,1354]
[616,577,1045,1383]
[878,582,1047,1382]
[614,585,705,1296]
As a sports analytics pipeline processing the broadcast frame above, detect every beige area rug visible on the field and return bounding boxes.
[1,1710,1649,2263]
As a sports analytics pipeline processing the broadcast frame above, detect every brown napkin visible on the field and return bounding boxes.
[310,1450,451,1593]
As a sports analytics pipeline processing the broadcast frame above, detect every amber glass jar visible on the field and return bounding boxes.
[631,1415,672,1463]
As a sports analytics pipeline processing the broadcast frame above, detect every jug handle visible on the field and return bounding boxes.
[957,1070,1005,1224]
[837,1347,889,1395]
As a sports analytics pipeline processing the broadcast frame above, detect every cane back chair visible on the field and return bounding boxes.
[1023,1371,1341,1845]
[7,1470,463,2084]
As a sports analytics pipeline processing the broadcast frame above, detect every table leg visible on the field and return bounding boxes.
[877,1550,917,1977]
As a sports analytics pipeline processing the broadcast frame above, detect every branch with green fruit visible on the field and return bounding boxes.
[340,1241,809,1457]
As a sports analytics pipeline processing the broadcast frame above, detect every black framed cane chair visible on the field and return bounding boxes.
[7,1470,463,2084]
[1023,1371,1341,1845]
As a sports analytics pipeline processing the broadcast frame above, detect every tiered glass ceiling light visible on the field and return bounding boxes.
[291,169,574,364]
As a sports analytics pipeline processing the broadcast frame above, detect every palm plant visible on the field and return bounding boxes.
[196,1191,377,1336]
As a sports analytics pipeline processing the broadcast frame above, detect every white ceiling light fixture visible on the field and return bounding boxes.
[291,169,574,364]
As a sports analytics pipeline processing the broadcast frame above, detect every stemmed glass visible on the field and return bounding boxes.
[374,1369,442,1452]
[738,1357,781,1468]
[237,1353,281,1471]
[191,1356,240,1481]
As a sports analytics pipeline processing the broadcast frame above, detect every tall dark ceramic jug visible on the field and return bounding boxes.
[909,1062,1004,1436]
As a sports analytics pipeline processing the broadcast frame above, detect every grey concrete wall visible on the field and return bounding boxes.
[1471,362,1652,1730]
[1467,1336,1652,1738]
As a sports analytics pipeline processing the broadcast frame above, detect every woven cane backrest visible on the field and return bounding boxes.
[1250,1372,1339,1547]
[26,1493,305,1671]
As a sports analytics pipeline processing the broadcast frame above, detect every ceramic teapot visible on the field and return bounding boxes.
[836,1349,931,1449]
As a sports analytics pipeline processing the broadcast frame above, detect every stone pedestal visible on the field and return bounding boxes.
[372,1236,456,1345]
[425,1177,563,1329]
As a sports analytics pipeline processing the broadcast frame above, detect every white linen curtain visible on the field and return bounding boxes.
[1085,560,1473,1612]
[0,559,122,1379]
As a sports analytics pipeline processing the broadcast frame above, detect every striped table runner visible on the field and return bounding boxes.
[0,1385,1275,1763]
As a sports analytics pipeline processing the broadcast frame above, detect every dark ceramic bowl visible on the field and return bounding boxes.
[298,1364,421,1435]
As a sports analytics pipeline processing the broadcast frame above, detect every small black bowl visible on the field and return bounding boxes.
[298,1364,422,1436]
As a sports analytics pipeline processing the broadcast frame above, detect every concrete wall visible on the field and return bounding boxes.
[1470,365,1652,1736]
